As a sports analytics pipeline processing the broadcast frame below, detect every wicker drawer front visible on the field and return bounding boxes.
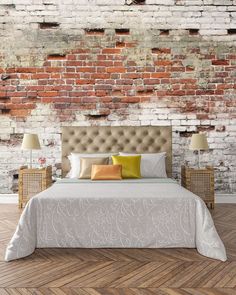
[189,173,212,201]
[19,166,52,208]
[22,173,44,201]
[181,165,214,209]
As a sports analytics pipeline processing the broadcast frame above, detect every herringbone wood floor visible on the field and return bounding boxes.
[0,204,236,295]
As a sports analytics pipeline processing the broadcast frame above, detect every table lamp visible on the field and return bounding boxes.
[21,134,41,168]
[189,133,209,168]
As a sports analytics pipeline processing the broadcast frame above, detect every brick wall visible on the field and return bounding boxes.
[0,0,236,194]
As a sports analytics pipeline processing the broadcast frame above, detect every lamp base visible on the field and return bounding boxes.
[197,149,200,169]
[29,149,32,168]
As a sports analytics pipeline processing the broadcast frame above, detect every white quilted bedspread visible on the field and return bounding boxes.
[5,178,226,261]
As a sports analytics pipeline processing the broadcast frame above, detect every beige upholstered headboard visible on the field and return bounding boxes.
[61,126,172,177]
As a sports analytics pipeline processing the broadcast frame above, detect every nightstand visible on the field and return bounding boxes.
[18,166,52,208]
[181,165,215,209]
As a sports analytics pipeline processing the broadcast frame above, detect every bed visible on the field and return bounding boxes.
[5,126,226,261]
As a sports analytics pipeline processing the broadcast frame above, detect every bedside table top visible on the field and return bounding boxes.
[19,165,52,172]
[181,165,214,172]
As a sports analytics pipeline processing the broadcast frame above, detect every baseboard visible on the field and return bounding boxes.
[0,194,18,204]
[0,193,235,204]
[215,194,236,203]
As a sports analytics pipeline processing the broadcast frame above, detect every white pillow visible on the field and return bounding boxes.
[119,152,167,178]
[67,153,117,178]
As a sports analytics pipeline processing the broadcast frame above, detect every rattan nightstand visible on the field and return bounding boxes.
[18,166,52,208]
[181,165,215,209]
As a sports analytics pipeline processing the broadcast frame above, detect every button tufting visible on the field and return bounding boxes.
[62,126,172,177]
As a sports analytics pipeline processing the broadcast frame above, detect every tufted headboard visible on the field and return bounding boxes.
[61,126,172,177]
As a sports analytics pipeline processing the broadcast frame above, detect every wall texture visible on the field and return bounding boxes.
[0,0,236,194]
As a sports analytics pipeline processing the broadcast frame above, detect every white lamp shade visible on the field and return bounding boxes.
[21,134,41,150]
[189,133,209,151]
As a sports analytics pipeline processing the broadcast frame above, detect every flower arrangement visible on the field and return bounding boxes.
[38,157,46,168]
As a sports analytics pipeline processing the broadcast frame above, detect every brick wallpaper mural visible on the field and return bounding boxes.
[0,0,235,194]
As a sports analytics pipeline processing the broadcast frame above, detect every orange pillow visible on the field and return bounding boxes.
[91,165,122,180]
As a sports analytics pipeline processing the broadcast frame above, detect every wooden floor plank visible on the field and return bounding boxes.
[1,289,236,295]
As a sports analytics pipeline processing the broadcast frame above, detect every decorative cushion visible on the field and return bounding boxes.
[79,157,109,179]
[119,152,167,178]
[111,155,141,179]
[91,165,122,180]
[68,153,116,178]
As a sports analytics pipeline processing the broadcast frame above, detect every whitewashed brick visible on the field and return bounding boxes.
[0,0,235,196]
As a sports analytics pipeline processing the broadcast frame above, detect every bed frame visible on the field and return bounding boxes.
[61,126,172,178]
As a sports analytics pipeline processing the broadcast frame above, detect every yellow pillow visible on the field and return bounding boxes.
[111,155,141,179]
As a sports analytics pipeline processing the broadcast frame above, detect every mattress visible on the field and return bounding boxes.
[5,178,226,261]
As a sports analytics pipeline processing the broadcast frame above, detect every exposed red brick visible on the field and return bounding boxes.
[38,91,58,97]
[185,90,196,95]
[0,37,234,126]
[0,92,7,97]
[186,65,195,71]
[91,73,110,79]
[116,42,126,48]
[31,73,50,79]
[45,67,64,73]
[65,61,83,66]
[151,73,171,78]
[152,48,171,54]
[70,97,82,103]
[51,74,61,79]
[197,126,215,132]
[10,109,31,117]
[169,67,185,72]
[77,55,90,60]
[76,79,95,85]
[121,97,140,103]
[143,79,160,85]
[6,103,35,109]
[15,67,38,73]
[19,74,30,79]
[96,61,113,67]
[106,67,126,73]
[167,90,186,96]
[141,73,151,78]
[102,48,122,54]
[196,90,215,95]
[82,97,97,103]
[11,98,23,103]
[125,42,137,48]
[77,67,96,73]
[121,73,141,79]
[137,89,154,96]
[7,91,27,97]
[212,60,229,66]
[127,61,137,66]
[154,60,172,66]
